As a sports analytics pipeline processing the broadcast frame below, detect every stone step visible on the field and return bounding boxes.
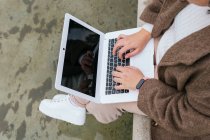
[132,0,151,140]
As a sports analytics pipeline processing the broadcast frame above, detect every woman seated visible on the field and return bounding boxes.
[39,0,210,139]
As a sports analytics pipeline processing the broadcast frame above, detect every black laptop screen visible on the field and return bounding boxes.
[61,19,100,97]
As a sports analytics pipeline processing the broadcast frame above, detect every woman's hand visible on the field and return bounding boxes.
[112,28,151,59]
[112,66,144,90]
[187,0,209,6]
[80,51,94,74]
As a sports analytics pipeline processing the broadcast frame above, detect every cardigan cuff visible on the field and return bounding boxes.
[137,79,156,115]
[142,23,154,33]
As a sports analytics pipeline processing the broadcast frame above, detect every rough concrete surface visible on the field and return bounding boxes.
[132,1,152,140]
[0,0,138,140]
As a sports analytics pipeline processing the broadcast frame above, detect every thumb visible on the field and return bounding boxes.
[117,34,127,40]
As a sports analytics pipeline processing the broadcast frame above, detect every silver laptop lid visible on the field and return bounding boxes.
[61,19,100,97]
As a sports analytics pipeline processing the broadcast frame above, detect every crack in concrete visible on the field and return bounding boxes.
[33,13,40,25]
[18,24,32,42]
[16,121,26,140]
[7,93,11,99]
[34,18,57,37]
[53,60,57,72]
[8,26,20,34]
[40,116,52,130]
[2,123,14,138]
[15,63,29,78]
[0,103,12,134]
[22,0,35,13]
[33,5,39,10]
[3,33,8,39]
[26,77,52,116]
[0,43,2,54]
[0,121,9,134]
[19,90,27,100]
[9,16,13,20]
[12,101,19,113]
[16,84,21,93]
[15,58,31,78]
[0,103,12,121]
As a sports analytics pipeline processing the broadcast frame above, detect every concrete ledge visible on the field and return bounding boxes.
[133,115,151,140]
[132,0,151,140]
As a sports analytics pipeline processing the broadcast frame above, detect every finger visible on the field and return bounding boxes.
[83,58,93,63]
[117,66,131,74]
[82,65,92,73]
[83,61,93,67]
[112,71,122,78]
[112,40,124,55]
[118,46,130,59]
[84,56,94,62]
[85,53,94,59]
[115,66,127,72]
[83,64,92,70]
[81,65,90,71]
[113,77,123,83]
[125,49,140,59]
[117,34,127,40]
[83,62,92,66]
[124,66,140,73]
[115,85,129,90]
[86,51,93,54]
[114,85,125,90]
[125,66,139,70]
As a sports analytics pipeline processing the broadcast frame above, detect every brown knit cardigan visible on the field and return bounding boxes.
[137,0,210,140]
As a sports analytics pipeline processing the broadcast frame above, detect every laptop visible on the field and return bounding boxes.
[55,13,154,104]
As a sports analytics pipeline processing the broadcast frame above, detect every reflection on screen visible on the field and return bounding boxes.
[61,20,100,97]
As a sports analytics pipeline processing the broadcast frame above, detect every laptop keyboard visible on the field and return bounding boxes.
[106,38,130,95]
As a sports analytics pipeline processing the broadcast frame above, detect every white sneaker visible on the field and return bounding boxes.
[39,95,86,125]
[52,94,91,115]
[53,94,67,100]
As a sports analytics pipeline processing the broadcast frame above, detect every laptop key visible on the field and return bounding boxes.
[105,38,130,95]
[125,90,129,93]
[112,90,115,94]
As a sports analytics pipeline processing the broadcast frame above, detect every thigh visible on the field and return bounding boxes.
[86,101,146,124]
[86,102,123,124]
[115,102,146,116]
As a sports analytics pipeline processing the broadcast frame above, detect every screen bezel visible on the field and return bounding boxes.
[55,13,105,102]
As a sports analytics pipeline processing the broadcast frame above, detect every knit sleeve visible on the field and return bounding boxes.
[137,66,210,137]
[142,23,154,33]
